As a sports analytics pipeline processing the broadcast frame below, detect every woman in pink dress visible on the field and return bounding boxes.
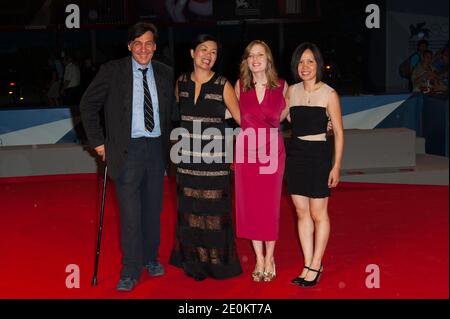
[234,40,288,282]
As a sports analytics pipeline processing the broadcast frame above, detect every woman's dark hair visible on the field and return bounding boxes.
[190,34,220,52]
[290,42,324,83]
[128,21,158,43]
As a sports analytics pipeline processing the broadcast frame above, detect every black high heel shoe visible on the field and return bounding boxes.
[291,266,311,285]
[300,265,323,287]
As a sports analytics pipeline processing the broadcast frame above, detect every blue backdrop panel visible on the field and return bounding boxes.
[340,94,411,116]
[422,94,449,156]
[376,94,422,135]
[0,108,73,134]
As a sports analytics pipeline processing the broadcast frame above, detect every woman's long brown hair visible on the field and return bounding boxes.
[239,40,280,92]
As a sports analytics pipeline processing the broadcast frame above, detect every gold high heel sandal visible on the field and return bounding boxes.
[252,269,264,282]
[263,263,276,282]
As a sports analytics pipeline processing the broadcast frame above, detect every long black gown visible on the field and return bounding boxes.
[169,73,242,280]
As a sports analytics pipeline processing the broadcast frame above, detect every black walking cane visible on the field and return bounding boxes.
[92,165,108,286]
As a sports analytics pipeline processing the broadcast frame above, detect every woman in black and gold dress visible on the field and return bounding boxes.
[169,34,242,281]
[286,42,344,287]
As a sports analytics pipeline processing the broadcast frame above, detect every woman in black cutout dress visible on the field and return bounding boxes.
[285,42,344,287]
[169,34,242,280]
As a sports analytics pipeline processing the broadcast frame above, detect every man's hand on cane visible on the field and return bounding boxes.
[95,145,106,161]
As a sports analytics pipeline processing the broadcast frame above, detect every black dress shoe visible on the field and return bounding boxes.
[291,266,311,285]
[300,265,323,288]
[116,277,138,292]
[146,261,165,277]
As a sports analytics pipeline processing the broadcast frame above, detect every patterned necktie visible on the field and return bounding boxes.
[139,68,154,132]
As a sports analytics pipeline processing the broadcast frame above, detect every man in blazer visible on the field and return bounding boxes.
[80,21,174,291]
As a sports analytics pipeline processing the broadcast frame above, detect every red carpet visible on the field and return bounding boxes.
[0,174,447,299]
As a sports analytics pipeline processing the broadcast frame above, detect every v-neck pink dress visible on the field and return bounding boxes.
[235,79,286,241]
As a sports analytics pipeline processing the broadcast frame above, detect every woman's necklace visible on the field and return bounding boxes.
[305,90,311,105]
[304,82,322,105]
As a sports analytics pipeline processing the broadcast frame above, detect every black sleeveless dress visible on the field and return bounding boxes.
[286,106,332,198]
[169,73,242,280]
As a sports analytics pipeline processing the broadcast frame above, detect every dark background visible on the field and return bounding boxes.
[0,0,447,107]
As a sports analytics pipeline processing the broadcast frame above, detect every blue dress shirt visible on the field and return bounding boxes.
[131,57,161,138]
